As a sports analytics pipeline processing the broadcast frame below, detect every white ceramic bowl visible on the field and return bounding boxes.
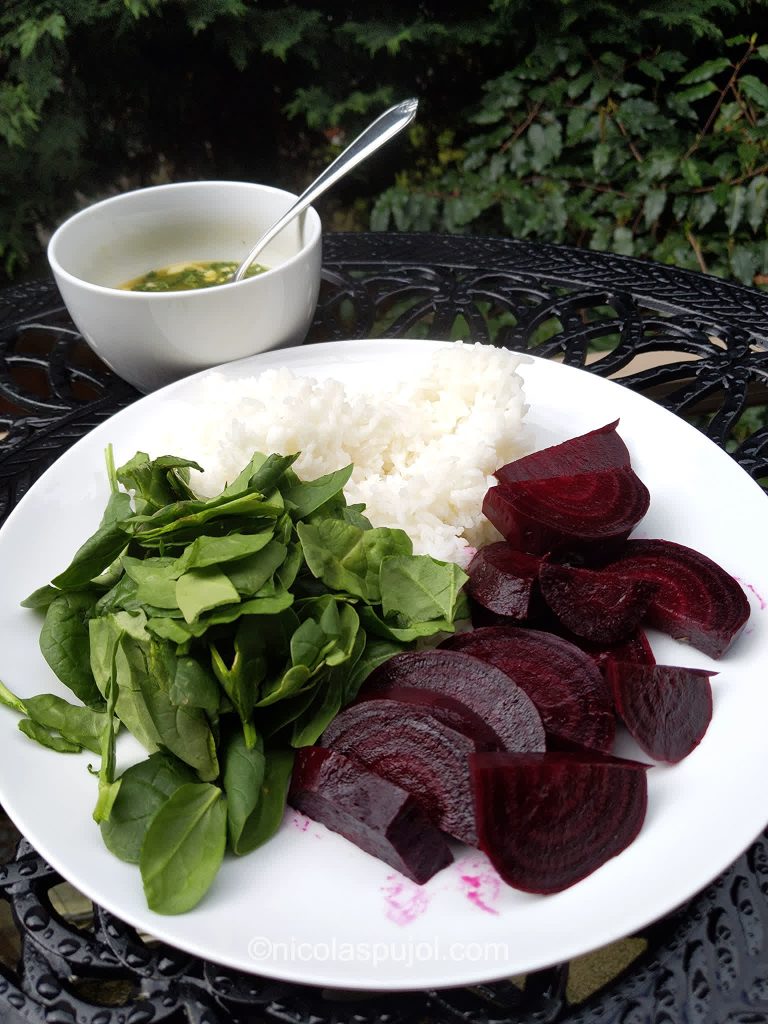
[47,180,322,393]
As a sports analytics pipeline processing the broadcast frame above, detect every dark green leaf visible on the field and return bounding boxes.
[727,185,747,234]
[223,730,267,854]
[283,465,354,519]
[678,57,731,85]
[169,657,220,715]
[51,521,129,590]
[140,782,227,914]
[24,693,107,754]
[40,592,101,705]
[225,746,294,852]
[740,75,768,111]
[173,531,275,574]
[225,541,287,595]
[297,520,412,602]
[21,584,62,610]
[101,752,196,863]
[342,637,405,703]
[18,718,81,753]
[746,176,768,233]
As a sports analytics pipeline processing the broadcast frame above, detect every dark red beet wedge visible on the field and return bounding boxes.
[607,662,715,763]
[319,696,494,844]
[362,650,546,754]
[440,626,616,753]
[471,750,649,894]
[466,543,541,619]
[577,628,656,677]
[608,539,750,658]
[495,421,630,484]
[289,747,453,883]
[483,465,650,556]
[538,560,656,644]
[355,684,502,750]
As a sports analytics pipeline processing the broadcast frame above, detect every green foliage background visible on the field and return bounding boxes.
[1,0,768,288]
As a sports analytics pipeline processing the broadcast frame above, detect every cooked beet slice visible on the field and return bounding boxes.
[483,465,650,556]
[290,747,453,883]
[609,539,750,658]
[467,543,541,619]
[362,650,546,754]
[440,626,616,753]
[355,684,502,750]
[538,560,656,644]
[495,420,630,485]
[471,750,649,894]
[319,696,493,844]
[577,628,656,676]
[607,662,715,763]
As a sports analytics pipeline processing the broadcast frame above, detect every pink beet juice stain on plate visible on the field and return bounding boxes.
[381,875,431,926]
[735,577,767,611]
[288,809,311,832]
[455,856,502,915]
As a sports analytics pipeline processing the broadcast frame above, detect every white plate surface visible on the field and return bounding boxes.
[0,338,767,991]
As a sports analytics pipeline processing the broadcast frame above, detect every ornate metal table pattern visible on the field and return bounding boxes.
[2,232,768,1024]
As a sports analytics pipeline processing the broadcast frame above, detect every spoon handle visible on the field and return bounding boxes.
[232,97,418,282]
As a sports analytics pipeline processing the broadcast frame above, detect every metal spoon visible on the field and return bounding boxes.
[230,97,418,283]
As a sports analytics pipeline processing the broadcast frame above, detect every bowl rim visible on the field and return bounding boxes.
[47,179,322,300]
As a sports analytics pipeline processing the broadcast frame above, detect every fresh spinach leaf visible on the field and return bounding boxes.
[140,782,227,914]
[101,752,196,863]
[290,666,347,747]
[276,544,302,592]
[342,637,406,703]
[94,574,141,615]
[248,453,300,497]
[173,530,275,574]
[210,619,267,729]
[222,730,267,854]
[24,693,107,755]
[93,642,121,824]
[229,746,294,853]
[51,521,130,590]
[176,567,240,624]
[283,465,353,519]
[297,520,412,602]
[0,679,27,715]
[20,585,62,611]
[379,555,469,624]
[126,491,283,545]
[18,718,82,753]
[117,452,204,511]
[40,592,102,705]
[169,656,220,716]
[357,605,457,643]
[225,541,287,596]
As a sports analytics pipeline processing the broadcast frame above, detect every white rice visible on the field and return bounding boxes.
[154,342,531,567]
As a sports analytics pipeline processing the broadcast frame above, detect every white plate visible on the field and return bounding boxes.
[1,338,767,991]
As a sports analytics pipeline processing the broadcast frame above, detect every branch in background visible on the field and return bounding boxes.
[729,82,757,127]
[685,229,709,275]
[614,118,644,164]
[684,40,756,160]
[693,162,768,193]
[501,101,544,152]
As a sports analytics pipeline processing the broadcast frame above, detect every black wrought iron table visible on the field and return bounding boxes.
[2,231,768,1024]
